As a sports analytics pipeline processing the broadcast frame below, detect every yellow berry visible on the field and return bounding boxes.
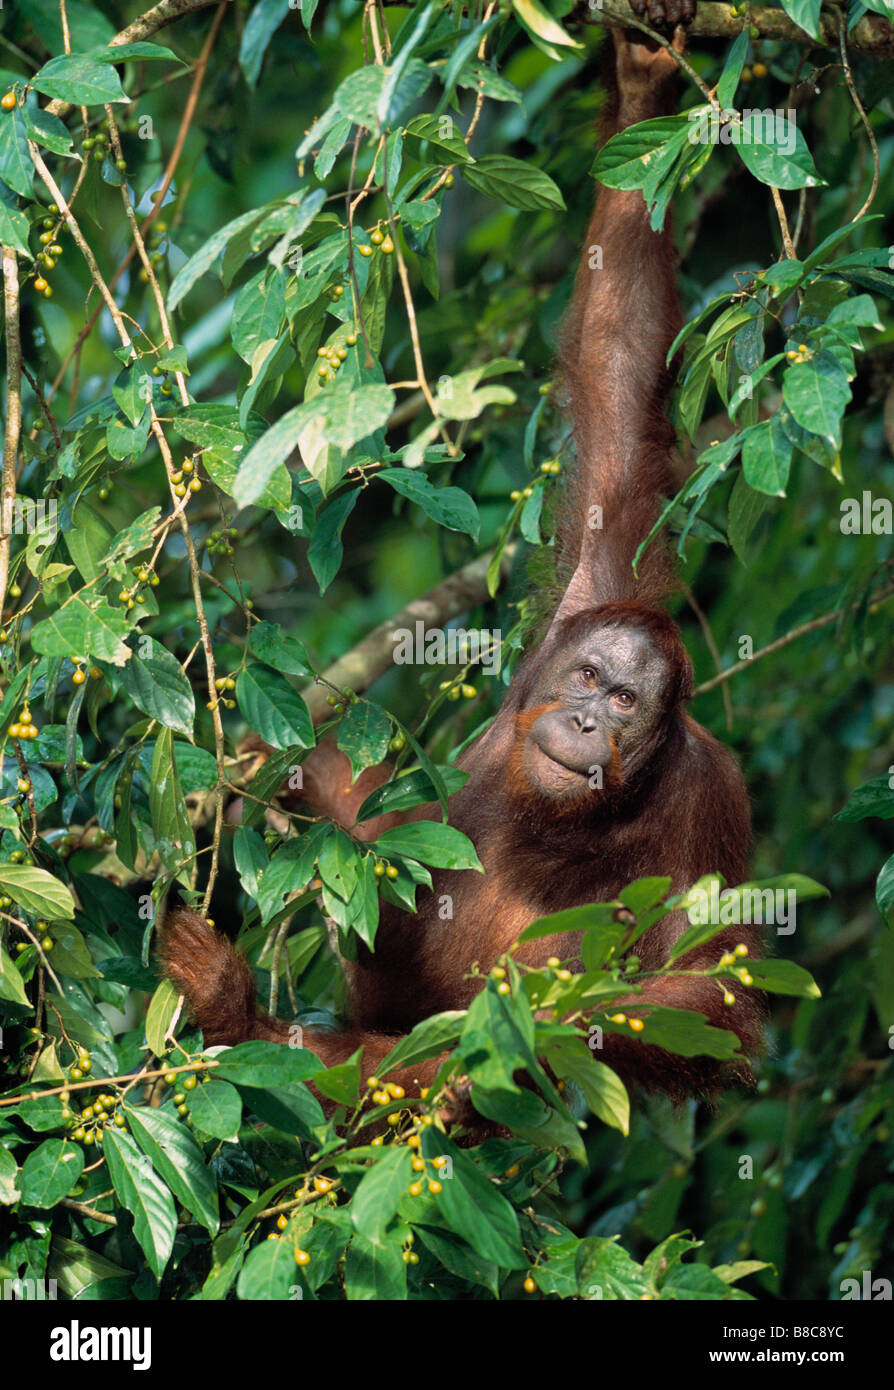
[628,1017,644,1033]
[294,1249,310,1266]
[524,1276,536,1293]
[408,1182,422,1196]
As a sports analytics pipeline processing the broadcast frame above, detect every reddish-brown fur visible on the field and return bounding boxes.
[161,23,763,1117]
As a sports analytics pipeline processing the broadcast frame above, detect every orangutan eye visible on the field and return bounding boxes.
[613,690,636,709]
[579,666,597,684]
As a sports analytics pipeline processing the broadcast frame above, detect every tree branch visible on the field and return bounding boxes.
[381,0,894,57]
[0,246,21,621]
[302,544,516,719]
[693,581,894,696]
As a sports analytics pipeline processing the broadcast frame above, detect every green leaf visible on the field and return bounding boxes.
[0,943,30,1005]
[30,594,132,665]
[734,112,825,190]
[779,0,822,37]
[320,383,395,451]
[519,901,620,942]
[18,1139,84,1208]
[334,59,431,130]
[593,116,689,189]
[462,154,565,211]
[124,1104,220,1234]
[249,621,313,676]
[236,665,314,751]
[827,293,883,330]
[0,863,75,920]
[716,31,750,108]
[22,99,74,155]
[741,414,793,496]
[377,1010,465,1076]
[510,0,582,57]
[168,208,268,312]
[782,351,851,446]
[318,826,359,901]
[576,1237,654,1300]
[631,1005,744,1059]
[32,53,128,105]
[313,1051,362,1106]
[213,1040,322,1089]
[13,1095,69,1132]
[308,491,359,594]
[876,855,894,926]
[257,832,325,921]
[345,1232,406,1299]
[48,923,100,978]
[420,1129,526,1268]
[171,402,249,453]
[351,1146,414,1243]
[404,112,473,165]
[93,42,184,63]
[239,0,290,87]
[149,728,194,881]
[0,107,33,197]
[355,766,467,822]
[745,958,821,998]
[0,202,32,258]
[119,637,195,737]
[188,1079,243,1140]
[145,979,180,1058]
[337,700,392,779]
[378,469,480,539]
[374,820,483,871]
[232,399,321,507]
[237,1231,302,1300]
[728,468,773,562]
[233,826,268,901]
[103,1127,176,1278]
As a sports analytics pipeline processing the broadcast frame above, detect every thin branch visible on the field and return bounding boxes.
[45,0,225,118]
[838,12,880,223]
[770,186,796,259]
[382,0,894,57]
[0,245,21,619]
[301,544,516,721]
[49,4,227,403]
[681,581,733,729]
[693,582,894,696]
